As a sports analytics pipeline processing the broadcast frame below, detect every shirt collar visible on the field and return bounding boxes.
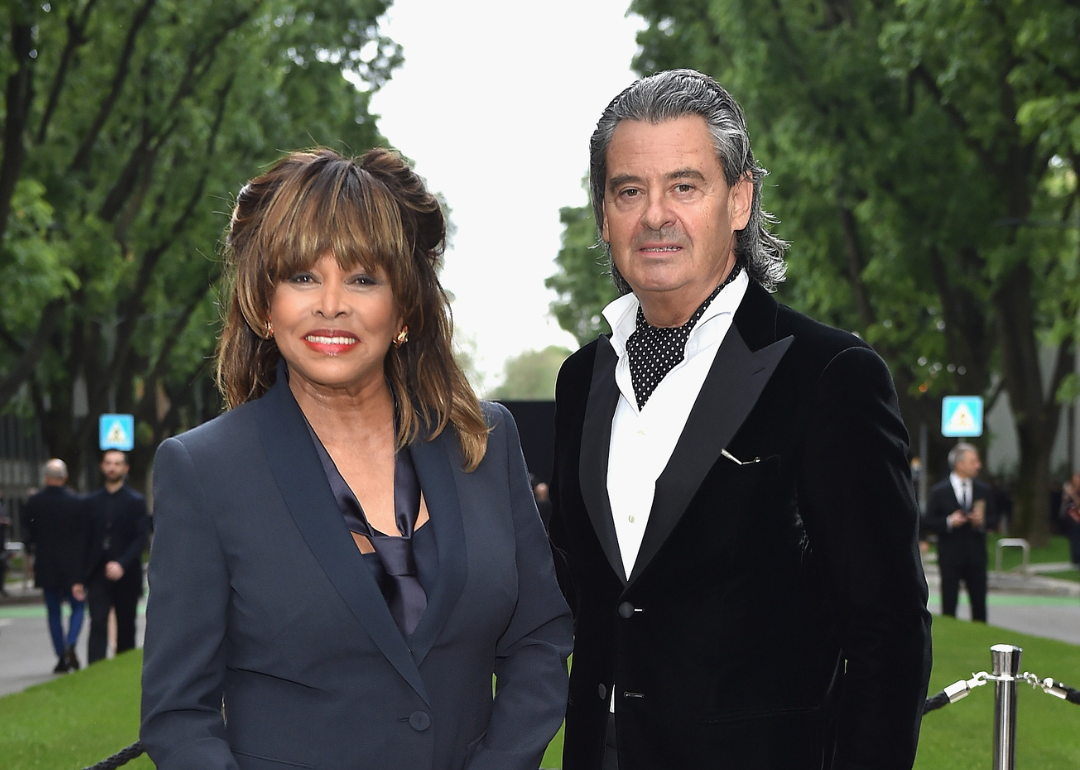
[603,268,749,357]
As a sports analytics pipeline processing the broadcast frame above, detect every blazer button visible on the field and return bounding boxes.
[409,711,431,731]
[618,601,636,619]
[598,683,607,700]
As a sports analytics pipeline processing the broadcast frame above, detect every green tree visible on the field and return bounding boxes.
[547,0,1079,543]
[0,0,401,488]
[489,346,573,401]
[546,187,620,346]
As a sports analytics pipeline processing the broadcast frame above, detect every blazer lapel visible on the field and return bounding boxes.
[627,317,793,585]
[406,431,467,665]
[579,336,627,584]
[257,373,430,704]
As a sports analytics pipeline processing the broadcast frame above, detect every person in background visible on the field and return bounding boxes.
[924,443,997,622]
[0,489,10,596]
[23,459,87,672]
[140,147,572,770]
[80,449,149,663]
[1060,471,1080,567]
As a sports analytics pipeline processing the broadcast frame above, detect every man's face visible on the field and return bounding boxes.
[954,449,981,480]
[101,451,129,483]
[602,115,752,322]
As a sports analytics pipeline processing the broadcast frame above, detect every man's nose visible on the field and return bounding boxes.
[641,193,675,231]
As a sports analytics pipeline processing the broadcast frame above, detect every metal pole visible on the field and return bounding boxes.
[991,644,1022,770]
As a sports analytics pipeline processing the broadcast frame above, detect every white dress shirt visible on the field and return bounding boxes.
[603,270,749,581]
[949,472,972,512]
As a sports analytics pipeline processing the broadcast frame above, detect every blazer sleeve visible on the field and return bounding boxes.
[799,346,932,770]
[140,437,238,770]
[922,484,954,535]
[467,404,573,770]
[116,492,149,572]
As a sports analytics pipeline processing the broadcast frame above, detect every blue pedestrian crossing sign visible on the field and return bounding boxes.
[100,413,135,451]
[941,396,983,438]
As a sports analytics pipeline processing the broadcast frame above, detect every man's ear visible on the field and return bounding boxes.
[600,201,609,243]
[730,171,753,231]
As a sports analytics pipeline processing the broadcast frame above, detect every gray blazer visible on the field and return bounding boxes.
[141,374,572,770]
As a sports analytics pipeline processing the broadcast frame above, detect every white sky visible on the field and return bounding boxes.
[369,0,645,393]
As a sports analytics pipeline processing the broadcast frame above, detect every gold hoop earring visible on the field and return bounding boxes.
[264,319,274,339]
[393,325,409,349]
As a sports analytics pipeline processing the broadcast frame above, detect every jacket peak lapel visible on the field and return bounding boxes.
[578,337,628,584]
[257,372,430,704]
[627,326,793,585]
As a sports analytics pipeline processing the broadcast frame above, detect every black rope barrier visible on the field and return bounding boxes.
[80,741,144,770]
[922,670,1080,715]
[923,690,952,713]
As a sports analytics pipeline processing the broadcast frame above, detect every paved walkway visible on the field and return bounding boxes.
[0,581,146,698]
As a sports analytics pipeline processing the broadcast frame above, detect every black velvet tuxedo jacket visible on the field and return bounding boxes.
[140,374,572,770]
[550,282,933,770]
[923,477,996,561]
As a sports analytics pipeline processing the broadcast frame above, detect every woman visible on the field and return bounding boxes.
[140,148,572,770]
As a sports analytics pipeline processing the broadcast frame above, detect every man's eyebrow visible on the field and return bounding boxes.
[607,168,707,191]
[666,167,706,182]
[607,173,642,191]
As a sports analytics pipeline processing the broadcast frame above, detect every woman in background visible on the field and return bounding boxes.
[140,147,572,770]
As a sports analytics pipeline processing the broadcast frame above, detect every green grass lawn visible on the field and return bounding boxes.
[3,618,1078,770]
[0,650,152,770]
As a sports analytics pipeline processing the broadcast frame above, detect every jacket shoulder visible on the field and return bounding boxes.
[555,340,598,397]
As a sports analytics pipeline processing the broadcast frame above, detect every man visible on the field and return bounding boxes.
[80,449,148,664]
[923,443,996,622]
[23,459,87,672]
[549,70,932,770]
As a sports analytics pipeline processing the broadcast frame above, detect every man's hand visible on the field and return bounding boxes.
[968,505,985,528]
[947,510,968,529]
[105,561,124,581]
[72,583,86,601]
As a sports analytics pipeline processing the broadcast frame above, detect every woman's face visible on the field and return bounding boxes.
[270,253,401,396]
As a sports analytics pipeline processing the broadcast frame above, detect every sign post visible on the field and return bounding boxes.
[941,396,984,438]
[99,413,135,451]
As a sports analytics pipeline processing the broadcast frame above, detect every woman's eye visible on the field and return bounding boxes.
[350,274,378,286]
[288,272,315,284]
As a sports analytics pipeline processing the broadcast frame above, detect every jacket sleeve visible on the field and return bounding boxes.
[140,437,238,770]
[799,346,933,770]
[116,492,149,571]
[467,404,573,770]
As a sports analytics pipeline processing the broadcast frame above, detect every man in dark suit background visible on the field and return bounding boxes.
[79,449,148,664]
[23,458,87,672]
[549,69,932,770]
[923,443,996,622]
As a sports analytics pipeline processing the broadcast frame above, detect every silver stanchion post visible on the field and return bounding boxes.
[991,644,1022,770]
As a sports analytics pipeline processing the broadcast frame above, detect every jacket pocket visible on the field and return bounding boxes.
[233,748,315,769]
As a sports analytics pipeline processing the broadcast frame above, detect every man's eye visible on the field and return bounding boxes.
[675,184,694,193]
[620,188,641,198]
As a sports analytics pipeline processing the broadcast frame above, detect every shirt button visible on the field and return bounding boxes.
[628,515,635,523]
[408,711,431,731]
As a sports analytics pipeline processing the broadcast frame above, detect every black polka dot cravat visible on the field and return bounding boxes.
[625,264,742,410]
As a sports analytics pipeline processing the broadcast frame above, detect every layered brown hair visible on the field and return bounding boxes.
[216,147,488,469]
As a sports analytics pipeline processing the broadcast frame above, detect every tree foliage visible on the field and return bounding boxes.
[0,0,401,488]
[546,192,619,347]
[548,0,1079,542]
[489,346,573,401]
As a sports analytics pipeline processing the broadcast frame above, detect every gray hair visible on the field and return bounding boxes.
[948,443,978,470]
[589,69,788,293]
[42,458,68,481]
